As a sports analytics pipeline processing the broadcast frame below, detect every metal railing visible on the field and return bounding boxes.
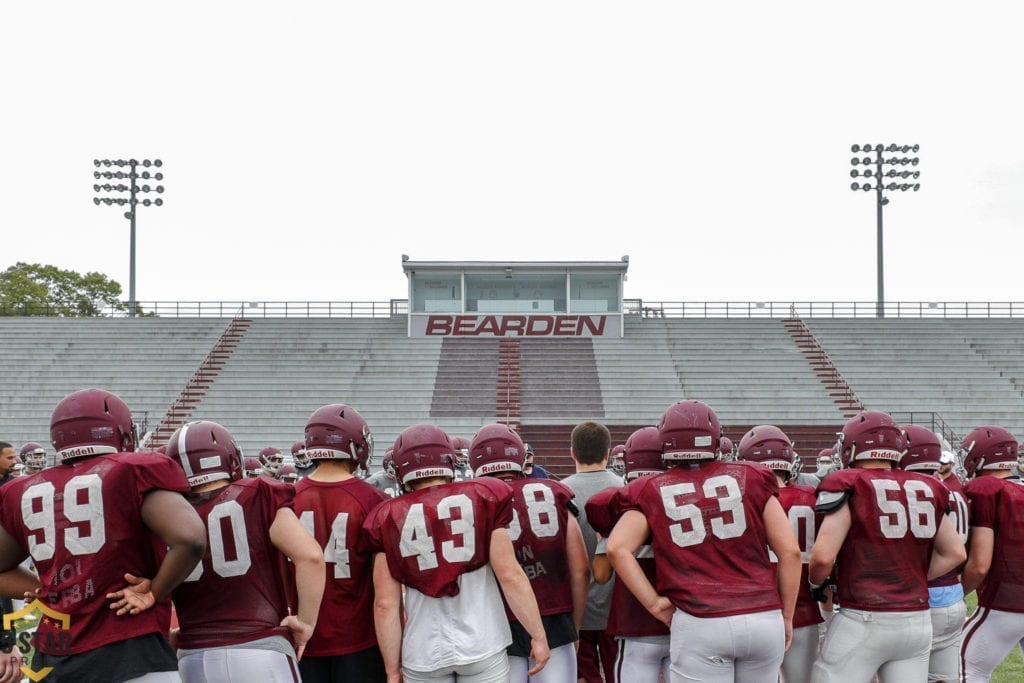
[890,411,962,446]
[623,300,1024,319]
[6,299,1024,319]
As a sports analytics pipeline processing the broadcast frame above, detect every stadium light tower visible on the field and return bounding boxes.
[92,158,165,317]
[849,144,921,318]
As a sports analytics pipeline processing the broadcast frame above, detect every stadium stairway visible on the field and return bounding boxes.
[807,319,1024,439]
[146,318,252,447]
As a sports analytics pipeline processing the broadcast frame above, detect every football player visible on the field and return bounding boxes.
[0,388,206,682]
[587,426,671,682]
[898,424,969,683]
[607,400,801,682]
[275,464,299,484]
[364,446,401,498]
[160,420,325,682]
[259,446,284,478]
[294,404,389,682]
[243,456,262,479]
[808,411,966,682]
[737,425,822,683]
[469,423,589,682]
[363,423,550,682]
[959,426,1024,682]
[19,442,48,475]
[292,440,312,476]
[718,436,735,460]
[451,435,472,482]
[608,444,626,478]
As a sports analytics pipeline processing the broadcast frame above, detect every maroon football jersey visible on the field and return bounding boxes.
[617,460,782,618]
[777,484,823,628]
[0,453,189,655]
[363,477,513,598]
[506,478,575,619]
[930,474,969,588]
[964,475,1024,611]
[294,476,388,656]
[584,485,622,539]
[173,477,294,650]
[585,482,668,638]
[817,468,950,612]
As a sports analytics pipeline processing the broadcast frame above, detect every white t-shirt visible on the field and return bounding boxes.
[402,564,512,672]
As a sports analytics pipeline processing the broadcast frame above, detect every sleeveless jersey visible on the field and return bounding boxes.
[777,484,823,628]
[586,483,668,638]
[363,477,513,597]
[506,478,576,619]
[930,474,969,588]
[816,468,949,612]
[964,475,1024,611]
[173,477,294,650]
[294,476,388,656]
[617,460,782,617]
[0,453,189,655]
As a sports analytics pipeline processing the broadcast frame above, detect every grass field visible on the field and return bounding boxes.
[966,591,1024,682]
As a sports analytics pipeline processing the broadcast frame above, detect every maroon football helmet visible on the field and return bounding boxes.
[291,440,311,471]
[737,425,796,478]
[50,388,136,462]
[243,456,261,478]
[258,446,284,475]
[166,420,243,487]
[961,425,1018,477]
[898,424,943,472]
[392,423,455,488]
[469,423,525,478]
[623,427,666,480]
[275,464,299,483]
[658,400,722,462]
[835,411,905,467]
[382,445,396,477]
[452,436,471,468]
[19,442,47,473]
[304,403,374,469]
[609,444,626,476]
[719,436,735,460]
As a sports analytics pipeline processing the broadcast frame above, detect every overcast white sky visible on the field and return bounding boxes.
[3,2,1023,305]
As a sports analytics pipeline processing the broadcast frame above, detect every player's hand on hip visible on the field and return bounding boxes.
[106,573,156,616]
[280,615,315,660]
[647,595,675,626]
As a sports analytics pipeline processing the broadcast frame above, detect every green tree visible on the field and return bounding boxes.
[0,262,126,316]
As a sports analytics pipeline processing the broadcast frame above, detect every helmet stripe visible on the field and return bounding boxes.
[177,422,195,479]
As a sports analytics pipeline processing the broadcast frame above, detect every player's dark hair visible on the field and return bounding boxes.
[571,421,611,465]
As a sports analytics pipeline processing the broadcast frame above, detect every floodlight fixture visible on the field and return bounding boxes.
[849,142,922,317]
[91,157,166,317]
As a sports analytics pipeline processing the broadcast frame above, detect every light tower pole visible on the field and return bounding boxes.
[93,158,165,316]
[849,144,920,317]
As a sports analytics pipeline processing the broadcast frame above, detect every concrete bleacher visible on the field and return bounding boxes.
[196,318,482,462]
[0,318,228,450]
[519,339,604,420]
[639,318,847,425]
[7,314,1022,474]
[807,319,1024,440]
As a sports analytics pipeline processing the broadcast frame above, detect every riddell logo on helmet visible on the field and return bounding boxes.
[58,445,101,460]
[858,449,901,461]
[476,462,521,476]
[307,448,350,460]
[406,466,452,480]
